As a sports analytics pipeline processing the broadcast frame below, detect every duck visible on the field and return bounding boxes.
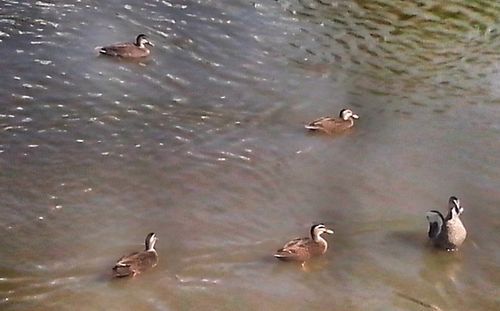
[305,109,359,134]
[274,223,334,267]
[426,196,467,251]
[113,232,159,277]
[98,34,154,58]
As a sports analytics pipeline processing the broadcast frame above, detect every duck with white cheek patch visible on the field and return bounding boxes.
[113,232,159,277]
[98,34,154,58]
[305,109,360,134]
[274,223,334,269]
[426,196,467,251]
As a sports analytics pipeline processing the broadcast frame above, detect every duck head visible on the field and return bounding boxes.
[448,196,463,218]
[310,223,334,241]
[145,232,158,251]
[339,109,359,121]
[136,34,154,48]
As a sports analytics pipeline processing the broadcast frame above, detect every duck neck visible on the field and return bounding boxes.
[313,232,326,243]
[313,234,328,253]
[148,248,157,254]
[446,207,460,221]
[145,241,156,252]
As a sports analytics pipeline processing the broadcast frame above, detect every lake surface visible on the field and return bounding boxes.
[1,0,499,310]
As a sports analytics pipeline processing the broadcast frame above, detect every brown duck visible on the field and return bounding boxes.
[113,232,158,277]
[426,196,467,251]
[98,34,154,58]
[305,109,359,134]
[274,223,334,267]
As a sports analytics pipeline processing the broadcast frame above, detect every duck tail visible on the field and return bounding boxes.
[274,249,292,259]
[95,46,108,55]
[304,124,320,130]
[112,265,131,277]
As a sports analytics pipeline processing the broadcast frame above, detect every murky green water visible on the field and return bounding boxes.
[0,0,499,310]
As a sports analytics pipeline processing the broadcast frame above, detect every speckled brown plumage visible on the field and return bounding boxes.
[426,196,467,251]
[274,224,334,265]
[305,109,359,134]
[99,34,153,58]
[113,232,158,277]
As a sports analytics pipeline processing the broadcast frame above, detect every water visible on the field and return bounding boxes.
[0,0,499,310]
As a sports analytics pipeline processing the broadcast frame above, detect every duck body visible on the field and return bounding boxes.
[113,232,158,277]
[274,224,334,265]
[274,237,327,262]
[99,34,153,58]
[426,196,467,251]
[305,109,359,134]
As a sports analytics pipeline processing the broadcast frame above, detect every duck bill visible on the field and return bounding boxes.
[352,114,359,119]
[325,229,334,234]
[147,41,155,47]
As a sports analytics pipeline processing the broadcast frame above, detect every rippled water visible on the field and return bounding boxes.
[1,0,499,310]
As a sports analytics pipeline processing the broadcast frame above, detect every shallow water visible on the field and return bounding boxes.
[0,0,499,310]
